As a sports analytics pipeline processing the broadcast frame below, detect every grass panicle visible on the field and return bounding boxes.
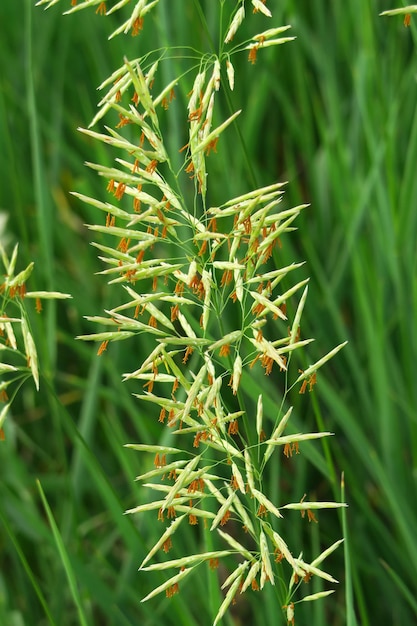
[3,0,415,624]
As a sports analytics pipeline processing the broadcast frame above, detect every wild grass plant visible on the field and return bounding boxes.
[32,0,347,623]
[0,242,72,431]
[1,1,417,625]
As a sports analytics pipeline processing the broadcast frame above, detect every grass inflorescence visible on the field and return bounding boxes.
[2,1,416,625]
[50,1,347,623]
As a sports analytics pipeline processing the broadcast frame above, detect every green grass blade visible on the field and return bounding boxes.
[36,479,90,626]
[0,509,58,626]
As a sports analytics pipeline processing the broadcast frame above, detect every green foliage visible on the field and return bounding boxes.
[1,1,417,625]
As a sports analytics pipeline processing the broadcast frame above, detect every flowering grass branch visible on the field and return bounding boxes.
[38,1,347,623]
[0,243,71,437]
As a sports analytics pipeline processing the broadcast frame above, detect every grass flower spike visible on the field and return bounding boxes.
[0,243,71,434]
[37,1,347,624]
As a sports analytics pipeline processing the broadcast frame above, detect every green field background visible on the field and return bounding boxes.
[1,1,417,625]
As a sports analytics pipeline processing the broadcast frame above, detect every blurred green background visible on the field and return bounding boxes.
[1,1,416,625]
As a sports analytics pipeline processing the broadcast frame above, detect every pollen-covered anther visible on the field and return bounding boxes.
[162,538,172,553]
[170,304,179,322]
[159,407,166,423]
[135,250,145,266]
[114,182,126,200]
[167,507,176,519]
[148,315,158,329]
[97,340,109,356]
[220,269,233,287]
[96,2,107,15]
[308,371,317,390]
[143,379,154,393]
[198,240,207,256]
[106,179,115,193]
[257,504,267,517]
[188,500,198,525]
[248,45,259,64]
[283,441,299,458]
[261,243,275,263]
[274,548,284,563]
[249,238,260,257]
[205,137,218,156]
[301,508,318,523]
[131,17,144,36]
[187,478,204,494]
[171,377,179,397]
[209,557,219,570]
[146,159,158,174]
[193,432,202,448]
[174,280,185,296]
[228,419,239,435]
[185,161,195,176]
[242,216,252,234]
[116,114,131,128]
[208,217,217,232]
[35,298,42,313]
[123,267,136,282]
[157,507,164,522]
[219,344,231,358]
[230,475,239,491]
[220,510,231,526]
[137,132,145,149]
[252,302,266,316]
[299,370,317,394]
[188,105,203,122]
[183,346,193,364]
[18,283,26,297]
[261,354,274,375]
[168,409,177,427]
[165,582,179,598]
[117,237,130,252]
[196,280,205,299]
